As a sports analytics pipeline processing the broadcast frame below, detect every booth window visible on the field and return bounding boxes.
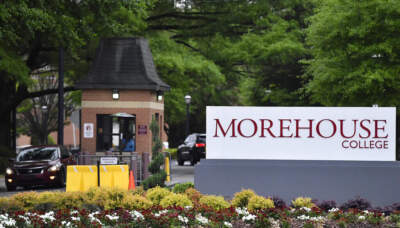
[96,114,136,152]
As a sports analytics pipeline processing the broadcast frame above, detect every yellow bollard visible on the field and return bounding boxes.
[165,156,170,182]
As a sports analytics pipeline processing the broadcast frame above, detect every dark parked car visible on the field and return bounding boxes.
[5,145,76,191]
[177,133,206,166]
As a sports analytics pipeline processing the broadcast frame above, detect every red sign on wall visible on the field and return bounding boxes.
[138,125,147,135]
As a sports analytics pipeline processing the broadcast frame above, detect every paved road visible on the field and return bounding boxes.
[166,160,195,186]
[0,160,194,196]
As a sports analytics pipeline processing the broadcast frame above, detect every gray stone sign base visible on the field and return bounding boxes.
[194,159,400,207]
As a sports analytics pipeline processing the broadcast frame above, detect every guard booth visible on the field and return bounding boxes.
[75,37,170,182]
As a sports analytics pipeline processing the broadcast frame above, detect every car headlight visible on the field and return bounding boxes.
[48,164,61,172]
[6,168,13,175]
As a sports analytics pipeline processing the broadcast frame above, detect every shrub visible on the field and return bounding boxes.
[130,186,145,196]
[172,182,194,193]
[160,193,193,208]
[291,197,315,208]
[248,196,274,211]
[271,196,286,208]
[148,153,164,174]
[146,186,172,205]
[231,189,256,208]
[185,188,202,203]
[33,202,55,211]
[165,148,177,160]
[57,192,86,209]
[340,197,371,210]
[11,192,40,211]
[122,195,153,210]
[318,200,337,211]
[0,197,22,211]
[199,195,230,211]
[84,187,128,210]
[141,170,167,190]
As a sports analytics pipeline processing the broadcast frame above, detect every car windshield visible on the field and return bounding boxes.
[16,147,58,162]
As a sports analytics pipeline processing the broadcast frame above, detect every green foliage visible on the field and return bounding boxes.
[148,153,164,174]
[199,195,230,211]
[122,194,153,210]
[172,182,194,194]
[11,192,39,211]
[247,196,275,211]
[47,135,56,145]
[306,0,400,106]
[231,189,256,208]
[159,193,193,208]
[141,170,167,190]
[291,197,315,208]
[143,117,166,189]
[165,148,177,160]
[150,117,162,156]
[146,186,172,205]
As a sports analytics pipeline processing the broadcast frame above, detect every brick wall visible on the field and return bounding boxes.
[81,89,166,155]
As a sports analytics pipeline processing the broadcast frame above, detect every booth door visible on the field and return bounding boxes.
[96,114,136,152]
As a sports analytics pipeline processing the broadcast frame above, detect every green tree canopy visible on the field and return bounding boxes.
[306,0,400,106]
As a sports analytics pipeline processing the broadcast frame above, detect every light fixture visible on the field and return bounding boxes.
[41,105,48,113]
[112,89,119,100]
[157,91,163,101]
[184,94,191,104]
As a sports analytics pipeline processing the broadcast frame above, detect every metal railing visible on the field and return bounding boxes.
[75,153,144,185]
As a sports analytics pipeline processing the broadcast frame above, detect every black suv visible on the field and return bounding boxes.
[177,133,206,166]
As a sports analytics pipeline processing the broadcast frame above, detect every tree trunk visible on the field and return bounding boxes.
[0,76,15,152]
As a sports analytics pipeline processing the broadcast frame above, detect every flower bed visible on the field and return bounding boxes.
[0,186,399,227]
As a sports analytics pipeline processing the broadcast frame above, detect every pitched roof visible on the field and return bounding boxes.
[75,37,170,91]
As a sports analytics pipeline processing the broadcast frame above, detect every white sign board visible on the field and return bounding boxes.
[83,123,94,138]
[206,106,396,161]
[100,157,118,165]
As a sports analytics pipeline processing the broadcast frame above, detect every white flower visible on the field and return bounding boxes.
[196,214,209,225]
[70,210,79,215]
[290,208,296,213]
[18,215,31,225]
[363,210,372,215]
[310,216,324,222]
[236,207,250,216]
[154,209,169,217]
[61,221,74,228]
[297,215,310,220]
[130,210,144,220]
[0,214,16,227]
[105,214,119,221]
[178,215,189,224]
[71,217,80,221]
[224,221,233,227]
[328,208,340,213]
[242,214,256,222]
[39,211,56,223]
[358,215,366,220]
[300,207,311,212]
[88,212,103,226]
[185,206,193,210]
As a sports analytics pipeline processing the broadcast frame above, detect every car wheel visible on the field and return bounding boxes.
[6,185,16,191]
[177,153,184,166]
